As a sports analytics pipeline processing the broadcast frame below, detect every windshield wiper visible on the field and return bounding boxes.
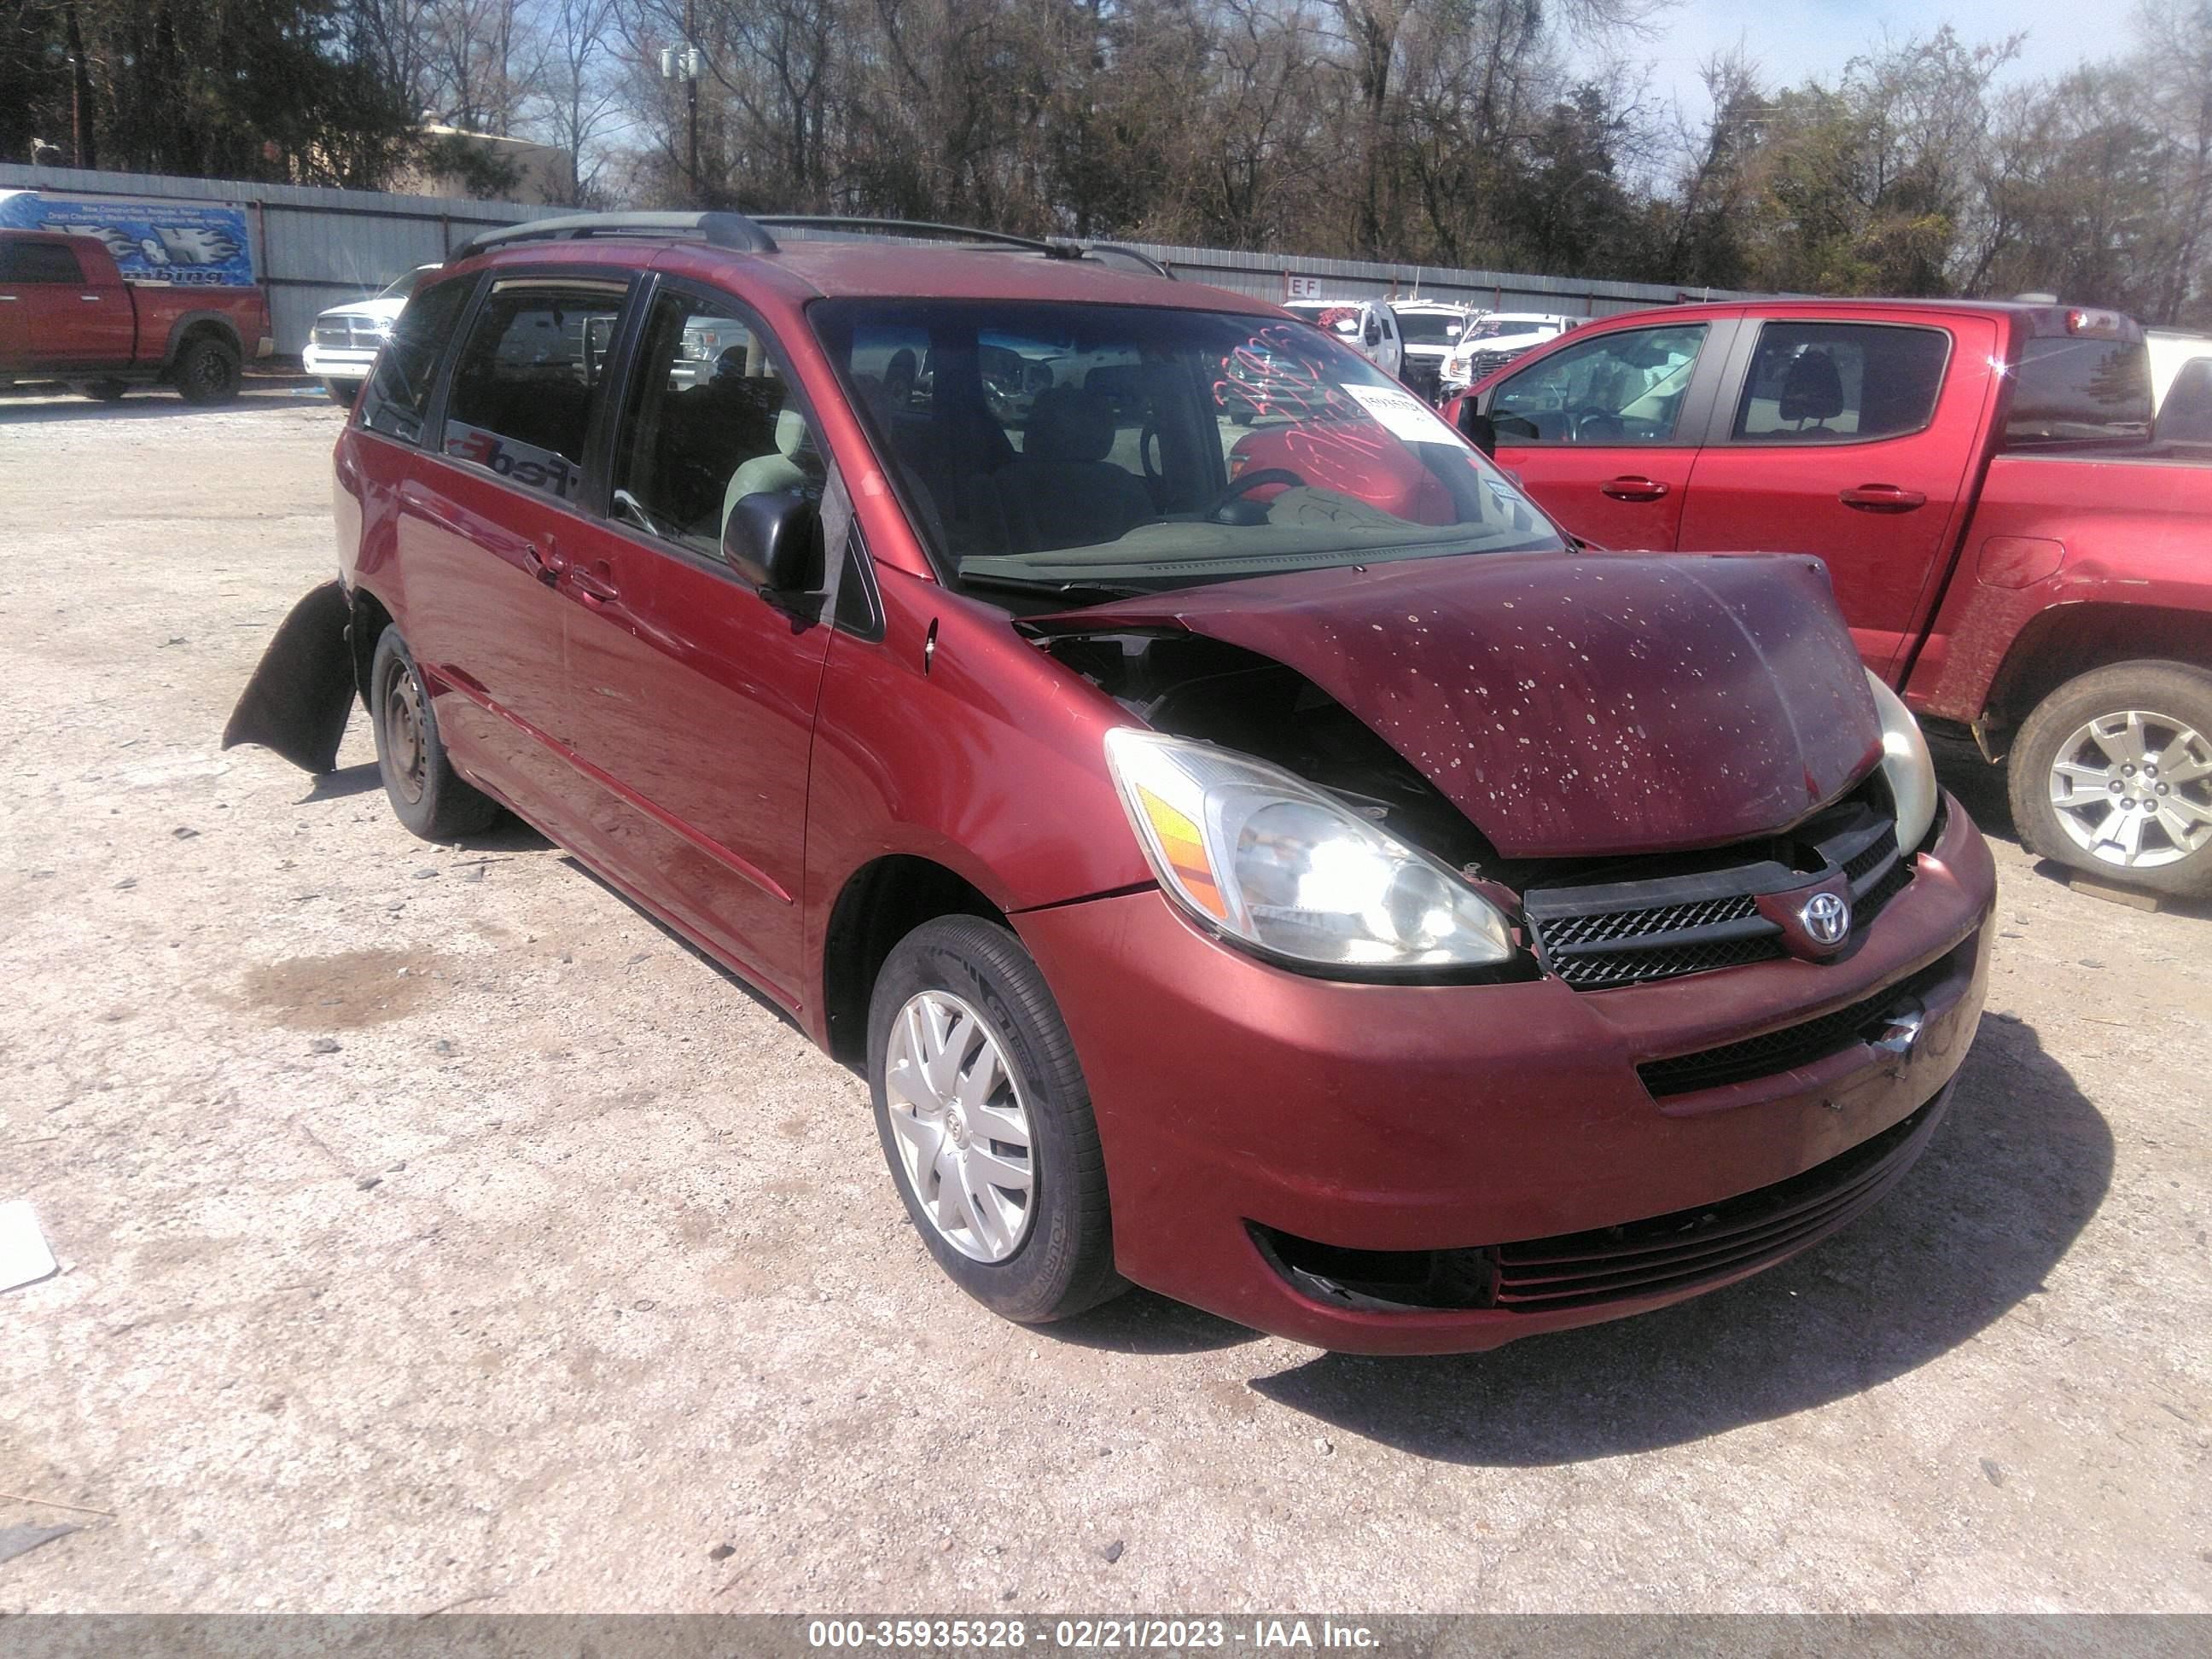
[960,572,1148,606]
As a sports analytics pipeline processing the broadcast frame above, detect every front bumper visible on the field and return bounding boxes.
[1014,794,1995,1353]
[301,345,377,379]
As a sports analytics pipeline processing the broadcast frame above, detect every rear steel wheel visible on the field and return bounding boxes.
[369,626,499,841]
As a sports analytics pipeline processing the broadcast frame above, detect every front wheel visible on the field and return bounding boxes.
[173,335,242,405]
[868,916,1124,1324]
[369,626,500,841]
[2009,660,2212,898]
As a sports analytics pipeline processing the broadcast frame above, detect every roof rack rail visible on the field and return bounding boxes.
[750,215,1056,253]
[451,211,777,262]
[1074,242,1175,279]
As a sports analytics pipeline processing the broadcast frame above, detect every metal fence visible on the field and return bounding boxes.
[0,160,1756,355]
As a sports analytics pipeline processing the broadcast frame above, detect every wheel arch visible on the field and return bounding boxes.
[160,311,245,370]
[819,854,1008,1069]
[1983,603,2212,753]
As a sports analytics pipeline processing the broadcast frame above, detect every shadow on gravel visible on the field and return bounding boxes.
[294,762,383,803]
[1247,1022,2110,1464]
[1052,1288,1260,1355]
[0,389,324,423]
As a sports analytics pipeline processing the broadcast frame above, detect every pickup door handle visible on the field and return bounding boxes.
[1599,475,1670,502]
[79,293,103,302]
[566,563,620,603]
[1840,484,1927,513]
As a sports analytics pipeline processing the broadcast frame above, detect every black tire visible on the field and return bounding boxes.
[867,916,1124,1324]
[173,335,242,405]
[2009,659,2212,899]
[368,626,500,841]
[324,378,364,408]
[76,380,128,402]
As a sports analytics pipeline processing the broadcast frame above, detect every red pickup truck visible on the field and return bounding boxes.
[1449,297,2212,899]
[0,226,271,404]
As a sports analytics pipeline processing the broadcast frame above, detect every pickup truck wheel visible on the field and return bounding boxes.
[2011,661,2212,898]
[174,335,242,405]
[369,627,500,841]
[868,916,1125,1325]
[76,380,128,402]
[323,379,363,408]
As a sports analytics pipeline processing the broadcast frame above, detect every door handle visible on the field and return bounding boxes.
[79,293,103,302]
[567,563,620,603]
[1840,484,1927,513]
[522,543,566,587]
[1600,475,1670,502]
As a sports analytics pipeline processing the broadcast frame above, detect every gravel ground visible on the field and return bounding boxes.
[1,387,2207,1615]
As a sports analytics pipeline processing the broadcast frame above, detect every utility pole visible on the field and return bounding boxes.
[659,5,704,205]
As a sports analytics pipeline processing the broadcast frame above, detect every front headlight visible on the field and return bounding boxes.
[1866,671,1938,850]
[1103,729,1514,971]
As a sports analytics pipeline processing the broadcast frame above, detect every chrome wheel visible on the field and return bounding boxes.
[883,990,1035,1263]
[383,663,428,806]
[2046,708,2212,870]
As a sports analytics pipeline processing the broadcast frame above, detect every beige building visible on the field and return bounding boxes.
[396,125,573,207]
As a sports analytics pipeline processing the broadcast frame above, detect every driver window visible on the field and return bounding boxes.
[608,291,824,558]
[1490,324,1708,445]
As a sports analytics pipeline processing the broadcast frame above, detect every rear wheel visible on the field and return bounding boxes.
[369,626,500,841]
[173,335,242,405]
[324,378,363,408]
[867,916,1124,1324]
[2010,660,2212,898]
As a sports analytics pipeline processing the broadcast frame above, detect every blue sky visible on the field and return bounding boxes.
[1607,0,2132,125]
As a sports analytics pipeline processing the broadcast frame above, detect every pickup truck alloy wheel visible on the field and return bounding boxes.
[883,988,1035,1262]
[866,916,1123,1322]
[2011,661,2212,898]
[2046,710,2212,870]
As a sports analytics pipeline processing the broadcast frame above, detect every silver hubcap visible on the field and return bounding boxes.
[2047,708,2212,869]
[883,991,1035,1262]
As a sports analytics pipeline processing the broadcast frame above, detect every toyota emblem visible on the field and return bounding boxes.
[1800,890,1851,946]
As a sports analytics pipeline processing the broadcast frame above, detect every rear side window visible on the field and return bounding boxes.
[440,280,628,502]
[1,241,85,283]
[2005,336,2152,446]
[1731,323,1949,443]
[358,276,472,445]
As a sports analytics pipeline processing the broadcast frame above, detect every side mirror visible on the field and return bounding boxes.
[723,490,823,598]
[1455,401,1497,457]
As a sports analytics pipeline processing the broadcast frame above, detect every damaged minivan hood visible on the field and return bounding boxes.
[1033,552,1883,859]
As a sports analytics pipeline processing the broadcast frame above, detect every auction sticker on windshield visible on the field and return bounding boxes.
[1342,381,1461,444]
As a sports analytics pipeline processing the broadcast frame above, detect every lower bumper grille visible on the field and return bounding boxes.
[1254,1088,1949,1316]
[1636,947,1956,1098]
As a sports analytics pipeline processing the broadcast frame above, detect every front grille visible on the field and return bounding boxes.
[1635,952,1954,1098]
[311,322,351,349]
[1253,1091,1948,1316]
[1461,346,1531,381]
[1487,1092,1946,1311]
[1525,800,1918,992]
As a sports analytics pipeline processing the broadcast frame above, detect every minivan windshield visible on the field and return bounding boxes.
[812,299,1563,603]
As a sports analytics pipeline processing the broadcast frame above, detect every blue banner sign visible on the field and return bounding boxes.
[0,190,256,287]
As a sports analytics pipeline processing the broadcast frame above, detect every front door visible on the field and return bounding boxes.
[1676,316,1996,681]
[556,283,835,1003]
[399,274,632,815]
[1482,320,1722,550]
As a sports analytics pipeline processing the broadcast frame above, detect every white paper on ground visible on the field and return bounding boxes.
[0,1200,58,1292]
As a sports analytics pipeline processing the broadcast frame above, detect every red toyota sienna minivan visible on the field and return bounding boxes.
[230,212,1996,1354]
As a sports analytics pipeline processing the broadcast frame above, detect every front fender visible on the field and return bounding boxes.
[221,580,358,773]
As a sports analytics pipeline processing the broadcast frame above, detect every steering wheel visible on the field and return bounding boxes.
[1572,410,1625,443]
[1207,467,1306,525]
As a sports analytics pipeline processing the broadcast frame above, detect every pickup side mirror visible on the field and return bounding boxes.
[723,490,824,599]
[1455,401,1498,457]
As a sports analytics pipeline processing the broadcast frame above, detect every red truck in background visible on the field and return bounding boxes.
[1447,297,2212,899]
[0,226,272,404]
